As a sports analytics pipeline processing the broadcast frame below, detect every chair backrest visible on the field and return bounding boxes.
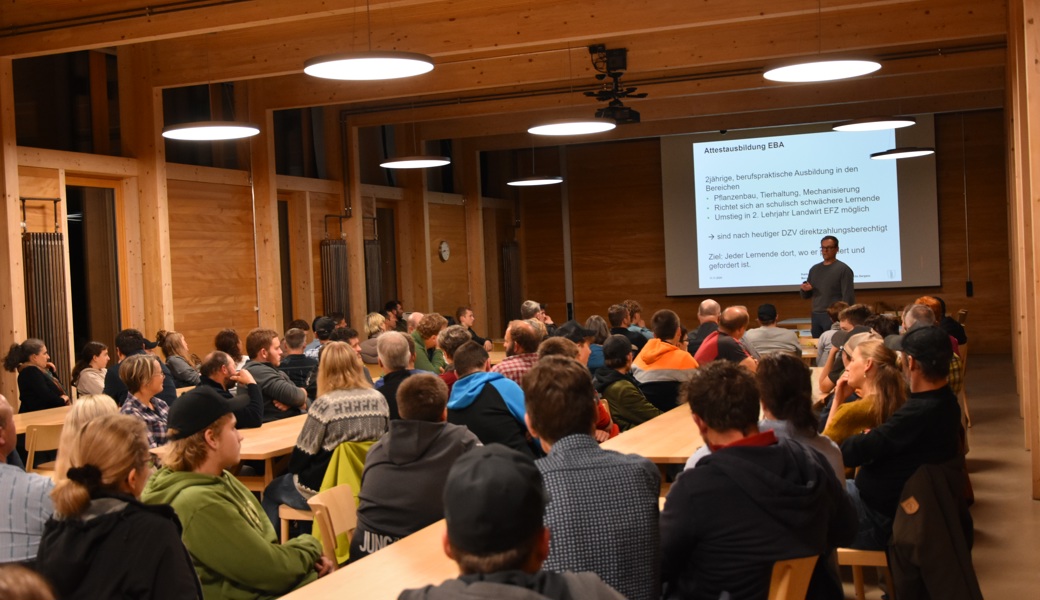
[307,483,358,565]
[767,555,818,600]
[956,309,968,324]
[26,423,63,472]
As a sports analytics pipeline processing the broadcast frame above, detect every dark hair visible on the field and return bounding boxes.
[523,356,597,444]
[384,300,401,314]
[452,530,542,575]
[214,329,242,363]
[114,329,146,358]
[2,339,45,372]
[537,337,578,360]
[397,374,449,422]
[455,306,472,323]
[454,341,489,375]
[71,341,107,385]
[827,301,850,322]
[245,328,278,359]
[821,235,839,248]
[681,361,759,432]
[607,304,628,328]
[507,321,540,354]
[838,304,872,326]
[651,309,680,340]
[756,354,816,433]
[199,351,231,378]
[288,319,310,332]
[283,328,307,350]
[329,327,359,343]
[865,314,900,338]
[328,311,346,324]
[602,334,633,369]
[621,299,643,320]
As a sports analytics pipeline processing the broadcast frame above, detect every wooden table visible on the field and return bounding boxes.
[488,350,505,366]
[279,520,457,600]
[600,404,703,465]
[13,405,71,435]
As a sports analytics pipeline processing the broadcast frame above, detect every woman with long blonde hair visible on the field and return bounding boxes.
[260,341,389,532]
[35,413,201,599]
[824,333,908,446]
[53,394,119,481]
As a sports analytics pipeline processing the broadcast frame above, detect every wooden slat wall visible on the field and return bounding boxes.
[167,179,259,356]
[428,202,469,319]
[309,191,345,317]
[522,111,1011,353]
[19,166,60,233]
[482,203,514,340]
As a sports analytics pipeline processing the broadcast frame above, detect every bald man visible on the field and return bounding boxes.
[688,299,721,356]
[693,306,758,372]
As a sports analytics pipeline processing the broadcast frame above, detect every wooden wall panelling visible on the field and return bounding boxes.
[0,57,27,407]
[117,45,174,335]
[482,206,504,340]
[118,176,146,329]
[247,81,282,330]
[167,179,259,357]
[19,166,60,232]
[456,139,488,335]
[339,121,367,330]
[282,190,316,324]
[89,51,110,156]
[395,127,432,313]
[518,152,566,321]
[428,202,469,318]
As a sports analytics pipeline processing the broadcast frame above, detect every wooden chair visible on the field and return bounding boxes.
[307,483,358,565]
[837,548,894,600]
[278,505,314,544]
[956,308,968,324]
[175,386,194,397]
[767,555,818,600]
[25,423,62,473]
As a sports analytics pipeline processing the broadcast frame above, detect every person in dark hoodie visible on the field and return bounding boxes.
[242,328,308,422]
[447,341,536,458]
[398,444,623,600]
[35,413,202,600]
[660,361,856,600]
[196,351,264,429]
[349,374,479,562]
[593,334,662,431]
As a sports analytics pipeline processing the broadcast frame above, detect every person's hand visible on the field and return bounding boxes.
[314,556,336,577]
[800,282,813,292]
[593,429,610,443]
[230,369,256,386]
[833,372,849,404]
[483,340,494,352]
[61,395,70,405]
[273,400,290,412]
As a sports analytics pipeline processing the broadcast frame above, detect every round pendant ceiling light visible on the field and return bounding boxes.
[764,59,881,83]
[870,147,935,160]
[304,52,434,81]
[528,118,616,136]
[507,176,564,187]
[379,155,451,169]
[833,116,917,132]
[162,121,260,141]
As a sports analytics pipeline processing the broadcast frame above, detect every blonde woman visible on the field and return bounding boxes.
[118,354,169,448]
[158,331,200,387]
[824,333,908,446]
[54,394,119,481]
[359,312,387,364]
[35,413,201,599]
[261,341,389,532]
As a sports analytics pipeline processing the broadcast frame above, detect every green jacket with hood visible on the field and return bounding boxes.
[142,467,321,600]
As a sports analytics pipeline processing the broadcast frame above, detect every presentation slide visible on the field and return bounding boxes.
[693,130,901,289]
[660,117,940,297]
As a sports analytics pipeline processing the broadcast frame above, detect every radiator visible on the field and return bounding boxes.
[320,238,350,318]
[22,232,72,393]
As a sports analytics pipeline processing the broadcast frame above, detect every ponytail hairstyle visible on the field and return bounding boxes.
[71,341,108,386]
[51,413,150,518]
[2,339,45,372]
[857,339,908,422]
[53,395,119,482]
[158,330,194,365]
[755,353,817,433]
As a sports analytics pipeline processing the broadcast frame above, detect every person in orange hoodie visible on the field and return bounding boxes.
[630,310,699,412]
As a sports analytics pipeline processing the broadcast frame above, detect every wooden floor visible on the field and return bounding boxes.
[841,354,1040,598]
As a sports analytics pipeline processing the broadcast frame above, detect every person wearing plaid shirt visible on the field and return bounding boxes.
[492,320,542,386]
[117,354,170,448]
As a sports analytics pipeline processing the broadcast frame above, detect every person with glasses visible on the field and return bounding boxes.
[799,235,856,337]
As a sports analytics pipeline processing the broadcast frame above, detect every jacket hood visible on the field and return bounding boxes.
[592,367,632,393]
[385,420,455,465]
[635,338,680,365]
[448,371,507,410]
[698,438,831,530]
[142,466,224,506]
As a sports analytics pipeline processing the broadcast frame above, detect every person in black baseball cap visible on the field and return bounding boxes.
[398,444,624,599]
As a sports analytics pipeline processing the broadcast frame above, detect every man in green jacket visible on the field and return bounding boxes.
[143,387,333,599]
[593,334,662,431]
[411,313,448,374]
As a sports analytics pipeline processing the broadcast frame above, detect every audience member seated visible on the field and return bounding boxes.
[594,335,662,431]
[584,315,609,371]
[36,414,201,599]
[304,317,336,360]
[262,342,389,533]
[243,328,307,422]
[492,320,541,386]
[350,374,479,562]
[437,325,472,392]
[608,303,648,354]
[0,397,53,565]
[888,304,964,395]
[398,444,623,600]
[71,341,109,396]
[4,339,68,413]
[742,303,802,357]
[375,332,417,419]
[118,354,170,448]
[693,306,758,372]
[521,299,558,337]
[824,334,905,448]
[104,329,177,406]
[632,309,700,412]
[842,326,963,550]
[449,342,536,458]
[196,351,264,429]
[158,330,200,387]
[551,320,596,365]
[279,328,318,396]
[53,394,119,481]
[536,336,618,441]
[411,314,448,374]
[815,301,849,367]
[688,299,721,356]
[384,300,405,332]
[622,299,654,340]
[143,388,333,597]
[865,313,900,338]
[818,303,873,396]
[525,356,660,600]
[934,296,968,345]
[360,312,388,364]
[214,328,247,371]
[661,361,856,600]
[457,305,494,352]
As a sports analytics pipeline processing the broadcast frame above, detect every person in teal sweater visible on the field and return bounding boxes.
[142,387,333,599]
[411,313,448,374]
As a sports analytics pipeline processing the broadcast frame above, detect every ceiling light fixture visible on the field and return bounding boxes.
[507,175,563,187]
[304,51,434,81]
[380,155,451,169]
[763,1,879,83]
[833,116,917,132]
[870,147,935,160]
[162,121,260,141]
[528,118,616,136]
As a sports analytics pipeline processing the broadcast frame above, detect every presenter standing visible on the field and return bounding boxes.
[800,235,855,337]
